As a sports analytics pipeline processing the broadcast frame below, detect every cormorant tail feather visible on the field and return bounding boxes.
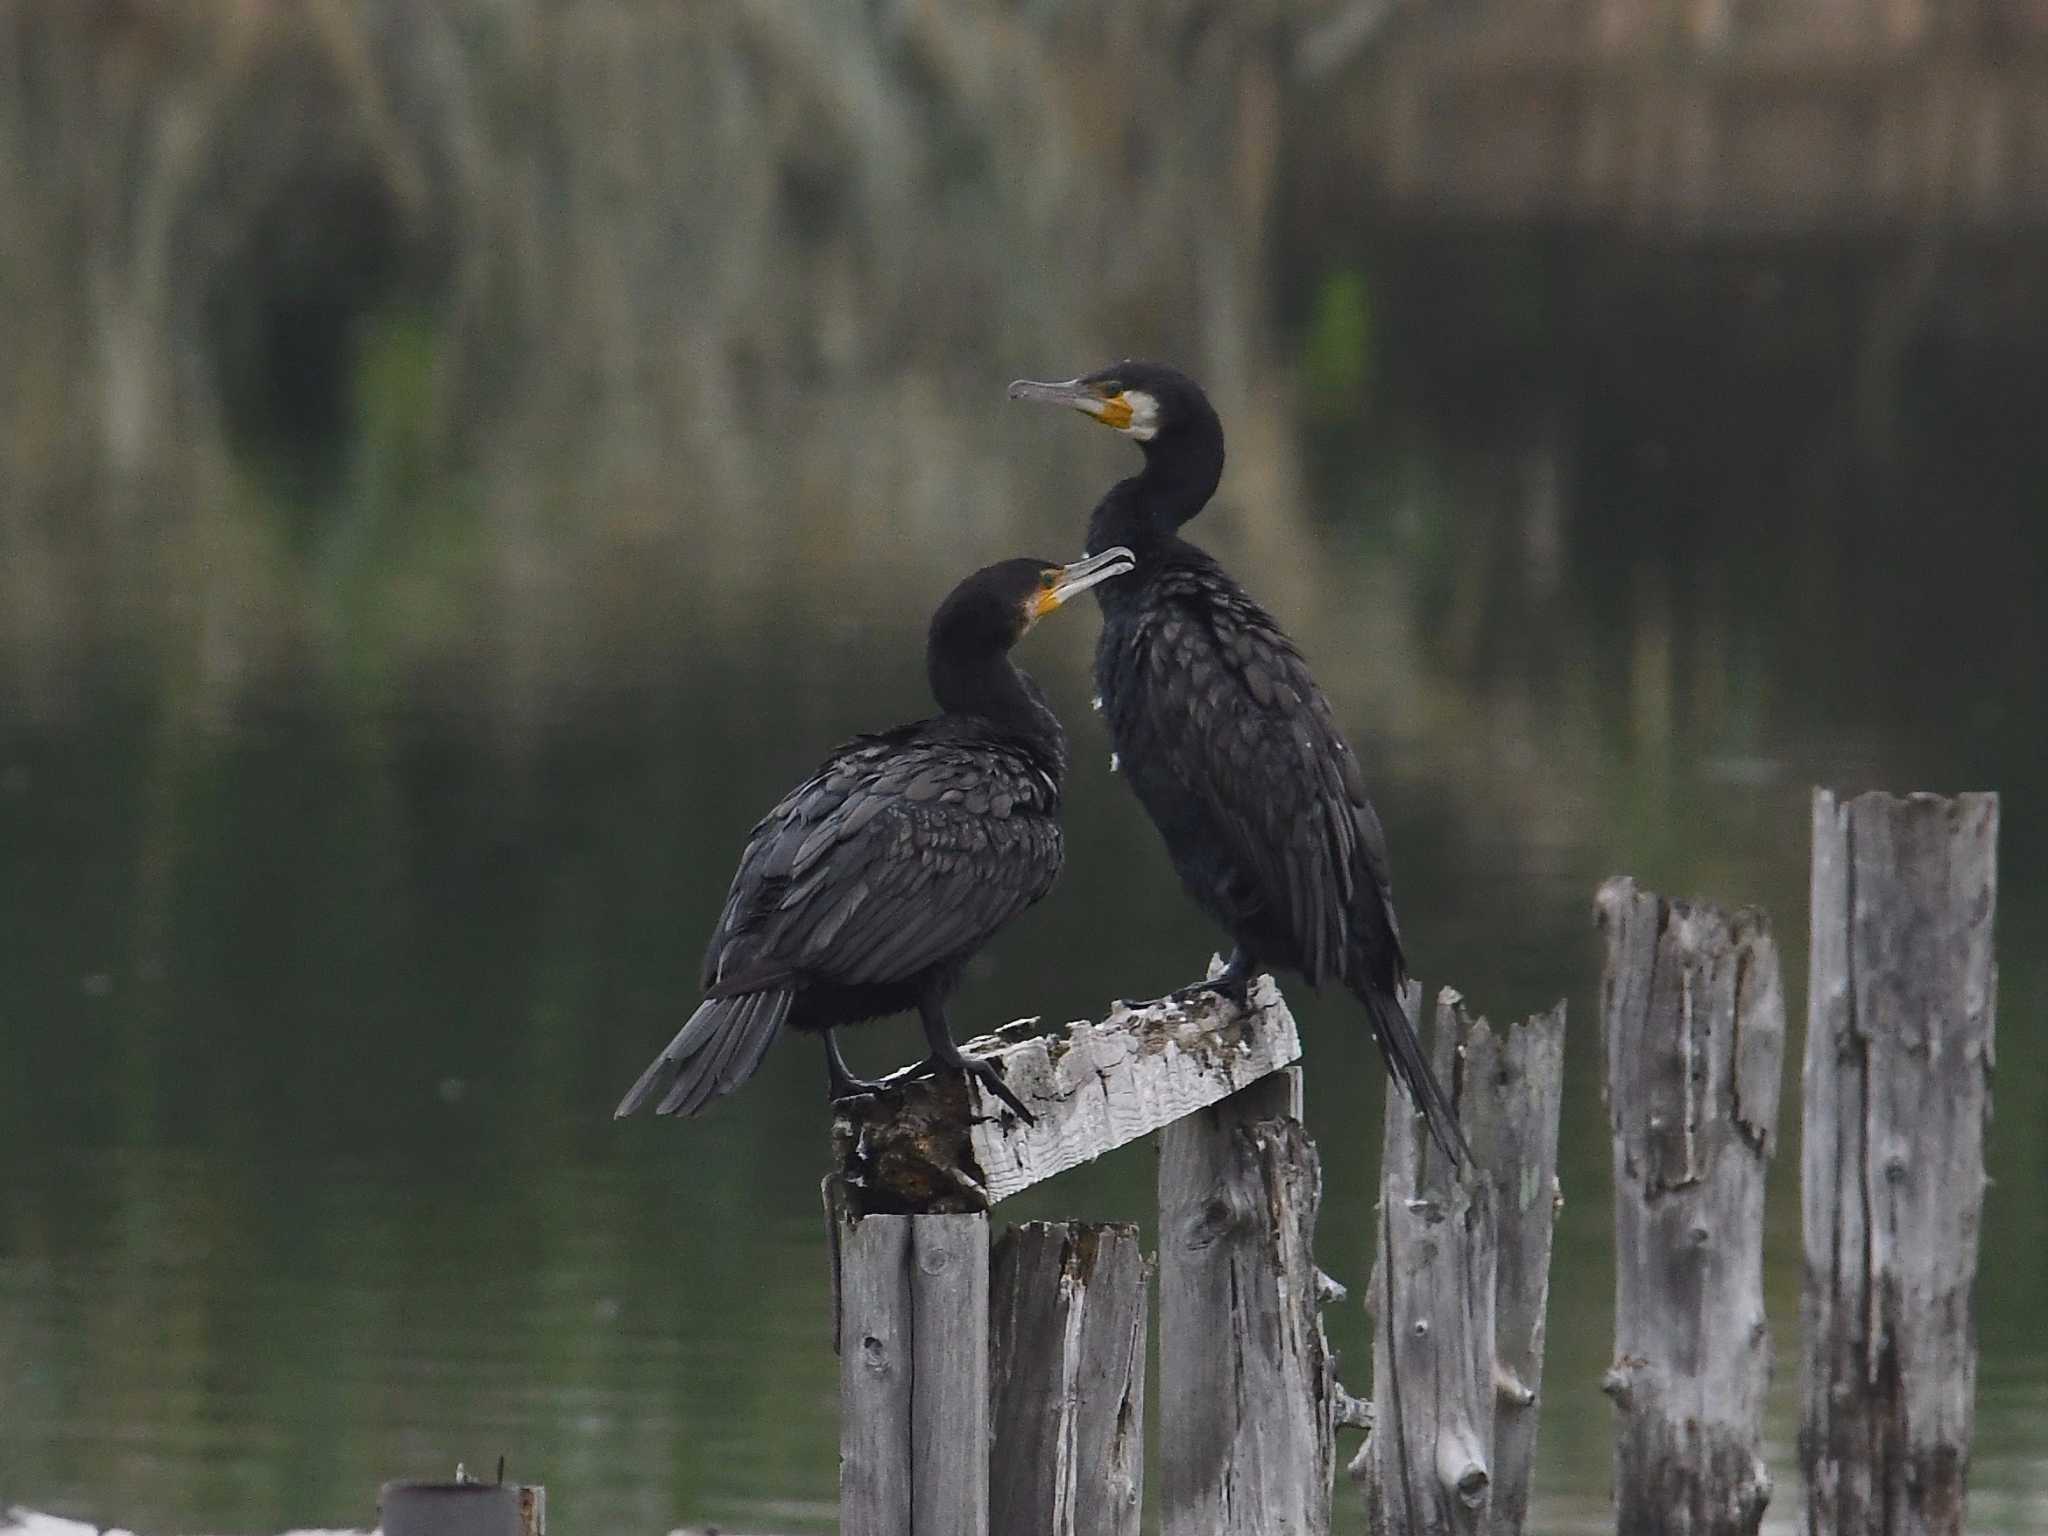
[1355,978,1472,1167]
[613,989,792,1119]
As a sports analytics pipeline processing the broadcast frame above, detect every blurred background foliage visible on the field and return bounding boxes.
[1,1,2044,1532]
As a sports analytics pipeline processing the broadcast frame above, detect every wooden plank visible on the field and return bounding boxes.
[1358,987,1498,1536]
[1801,790,1999,1536]
[989,1222,1151,1536]
[838,1212,915,1536]
[835,971,1301,1214]
[1596,877,1784,1536]
[1159,1066,1338,1536]
[910,1214,991,1536]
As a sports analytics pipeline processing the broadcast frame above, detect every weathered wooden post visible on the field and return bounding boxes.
[837,1209,990,1536]
[1159,1063,1340,1536]
[831,975,1305,1536]
[1361,986,1495,1536]
[1801,790,1999,1536]
[989,1222,1151,1536]
[1597,878,1784,1536]
[1357,987,1566,1536]
[1465,994,1566,1536]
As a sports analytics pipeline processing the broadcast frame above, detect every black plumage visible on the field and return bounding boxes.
[1008,362,1468,1162]
[615,548,1134,1124]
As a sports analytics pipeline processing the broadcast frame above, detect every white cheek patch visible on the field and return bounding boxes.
[1121,390,1160,440]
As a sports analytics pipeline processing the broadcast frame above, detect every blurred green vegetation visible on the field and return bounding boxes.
[1301,269,1375,420]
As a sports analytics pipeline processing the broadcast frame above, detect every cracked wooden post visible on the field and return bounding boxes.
[1359,986,1500,1536]
[837,1208,990,1536]
[1468,996,1567,1535]
[1159,1064,1340,1536]
[1801,790,1999,1536]
[989,1222,1151,1536]
[1597,878,1784,1536]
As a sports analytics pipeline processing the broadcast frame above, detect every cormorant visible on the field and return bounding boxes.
[1008,363,1467,1162]
[615,547,1136,1126]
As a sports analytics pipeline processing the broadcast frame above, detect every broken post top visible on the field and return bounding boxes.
[1595,875,1786,1175]
[831,970,1302,1214]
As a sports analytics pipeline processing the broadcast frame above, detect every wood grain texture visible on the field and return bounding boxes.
[910,1215,990,1536]
[1359,987,1498,1536]
[1801,790,1998,1536]
[1158,1067,1338,1536]
[1464,996,1566,1536]
[1597,877,1784,1536]
[834,970,1301,1213]
[836,1209,991,1536]
[989,1222,1151,1536]
[838,1213,915,1536]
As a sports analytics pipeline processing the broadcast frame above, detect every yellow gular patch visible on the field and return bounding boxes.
[1029,582,1063,620]
[1097,394,1134,430]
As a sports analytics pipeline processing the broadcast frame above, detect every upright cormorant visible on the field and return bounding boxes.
[1008,363,1466,1161]
[615,548,1136,1125]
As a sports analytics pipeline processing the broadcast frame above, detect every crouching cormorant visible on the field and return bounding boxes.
[1008,363,1467,1162]
[615,547,1136,1126]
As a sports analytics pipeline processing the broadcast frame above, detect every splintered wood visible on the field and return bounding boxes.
[1158,1068,1339,1536]
[832,972,1301,1212]
[1597,877,1784,1536]
[1802,790,1998,1536]
[1464,994,1566,1536]
[990,1222,1151,1536]
[1359,987,1560,1536]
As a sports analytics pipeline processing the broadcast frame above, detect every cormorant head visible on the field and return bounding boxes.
[1006,361,1217,450]
[1007,362,1225,539]
[930,548,1139,657]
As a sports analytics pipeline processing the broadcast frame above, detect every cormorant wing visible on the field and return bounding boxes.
[701,733,1062,994]
[1139,586,1404,990]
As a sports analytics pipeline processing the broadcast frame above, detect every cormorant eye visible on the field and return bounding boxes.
[1040,570,1060,589]
[1097,379,1123,397]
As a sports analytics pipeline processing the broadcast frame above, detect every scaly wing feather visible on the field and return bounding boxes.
[703,734,1061,994]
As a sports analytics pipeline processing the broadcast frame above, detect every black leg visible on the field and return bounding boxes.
[824,1029,889,1101]
[915,993,1035,1125]
[1118,946,1260,1012]
[1203,946,1258,1007]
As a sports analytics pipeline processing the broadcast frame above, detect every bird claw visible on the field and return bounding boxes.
[827,1079,889,1104]
[909,1051,1036,1126]
[1120,974,1254,1014]
[970,1059,1037,1126]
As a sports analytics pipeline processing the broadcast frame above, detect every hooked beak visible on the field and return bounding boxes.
[1008,376,1132,431]
[1031,546,1137,619]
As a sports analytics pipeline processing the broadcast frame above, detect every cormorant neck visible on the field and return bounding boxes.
[927,646,1068,778]
[1086,418,1225,554]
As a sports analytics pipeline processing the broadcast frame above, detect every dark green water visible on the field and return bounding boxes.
[3,227,2046,1535]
